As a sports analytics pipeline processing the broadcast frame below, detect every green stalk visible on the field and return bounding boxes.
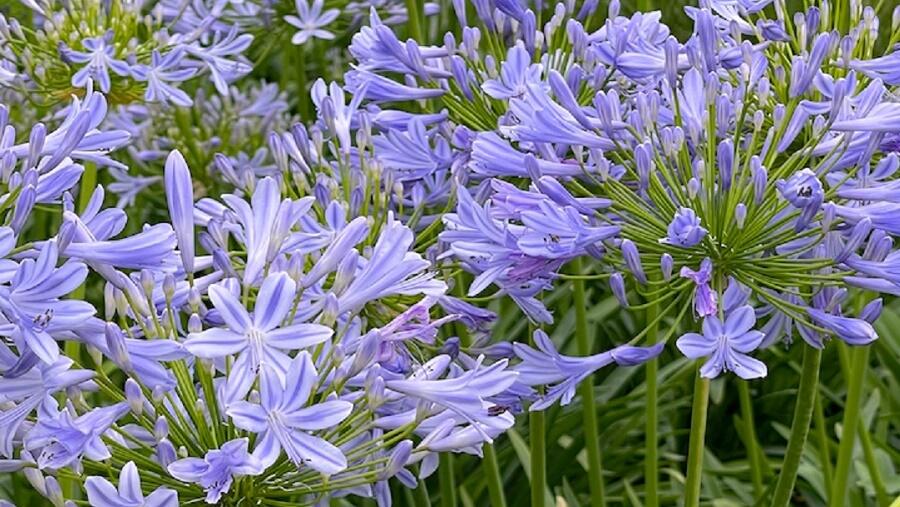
[830,346,871,507]
[857,422,889,507]
[414,477,433,507]
[439,453,457,507]
[404,0,424,42]
[644,300,659,507]
[813,390,834,495]
[684,369,710,507]
[738,380,764,500]
[572,258,607,507]
[770,345,823,507]
[530,409,547,507]
[482,444,507,507]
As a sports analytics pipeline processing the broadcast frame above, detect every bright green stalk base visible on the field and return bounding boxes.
[770,345,822,507]
[684,371,710,507]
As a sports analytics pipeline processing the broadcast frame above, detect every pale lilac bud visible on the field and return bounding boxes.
[610,272,628,306]
[125,378,143,416]
[661,253,674,281]
[735,203,747,229]
[620,240,646,284]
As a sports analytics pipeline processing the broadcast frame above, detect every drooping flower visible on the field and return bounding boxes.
[514,330,664,410]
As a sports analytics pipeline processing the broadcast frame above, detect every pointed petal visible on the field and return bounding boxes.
[283,400,352,430]
[253,273,296,331]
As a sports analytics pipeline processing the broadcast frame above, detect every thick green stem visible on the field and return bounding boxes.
[684,370,710,507]
[482,444,507,507]
[770,345,823,507]
[439,453,457,507]
[404,0,424,42]
[644,300,659,507]
[530,410,547,507]
[830,345,871,507]
[813,390,833,495]
[738,380,764,499]
[572,258,607,507]
[858,422,889,507]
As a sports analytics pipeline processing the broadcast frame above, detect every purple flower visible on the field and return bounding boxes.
[676,305,767,379]
[807,308,877,345]
[335,217,446,312]
[226,352,352,474]
[663,208,707,247]
[284,0,340,45]
[777,169,824,210]
[481,43,542,99]
[131,49,197,107]
[680,259,717,317]
[86,461,178,507]
[25,400,129,469]
[0,241,93,364]
[184,273,333,401]
[0,357,93,458]
[168,438,263,504]
[184,27,254,96]
[385,356,518,438]
[514,330,663,410]
[63,34,131,93]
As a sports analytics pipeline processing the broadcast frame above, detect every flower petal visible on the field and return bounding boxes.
[283,400,352,430]
[208,284,251,333]
[253,273,296,331]
[675,332,714,359]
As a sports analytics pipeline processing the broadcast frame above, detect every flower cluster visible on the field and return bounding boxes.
[1,0,898,504]
[343,0,899,379]
[0,0,253,106]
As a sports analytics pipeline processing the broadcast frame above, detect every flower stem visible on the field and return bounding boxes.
[405,0,424,42]
[482,444,507,507]
[66,162,97,361]
[738,380,764,500]
[530,409,547,507]
[684,369,710,507]
[572,258,607,507]
[644,306,659,507]
[830,345,870,507]
[439,453,457,507]
[770,345,822,507]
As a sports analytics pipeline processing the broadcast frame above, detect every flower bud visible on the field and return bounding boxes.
[125,378,143,416]
[610,272,628,306]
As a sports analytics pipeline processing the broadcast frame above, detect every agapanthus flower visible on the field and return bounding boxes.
[86,461,178,507]
[168,438,263,504]
[285,0,341,45]
[184,273,333,400]
[226,352,352,473]
[676,306,767,379]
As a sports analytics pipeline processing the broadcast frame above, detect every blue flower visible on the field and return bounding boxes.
[662,208,707,247]
[676,305,767,379]
[514,330,663,410]
[62,34,131,93]
[226,351,352,473]
[86,461,178,507]
[25,399,129,469]
[481,43,542,99]
[167,438,263,504]
[284,0,340,45]
[184,272,333,401]
[131,49,197,107]
[680,259,717,318]
[0,240,93,364]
